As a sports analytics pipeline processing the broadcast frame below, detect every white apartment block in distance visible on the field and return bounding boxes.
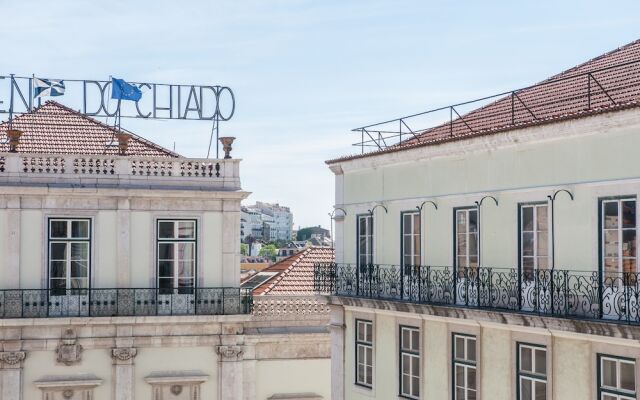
[317,39,640,400]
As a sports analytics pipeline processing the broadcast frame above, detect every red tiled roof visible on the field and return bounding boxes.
[253,247,335,296]
[0,101,179,157]
[327,39,640,164]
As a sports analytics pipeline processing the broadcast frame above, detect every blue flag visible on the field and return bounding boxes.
[111,78,142,101]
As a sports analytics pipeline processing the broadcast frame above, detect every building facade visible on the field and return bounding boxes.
[319,40,640,400]
[0,102,330,400]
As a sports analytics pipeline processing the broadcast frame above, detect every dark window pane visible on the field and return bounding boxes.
[468,367,476,389]
[50,242,67,260]
[158,261,173,277]
[537,206,548,231]
[467,339,476,361]
[455,337,465,359]
[520,378,532,400]
[158,278,173,289]
[457,211,467,233]
[178,221,196,238]
[522,232,534,256]
[70,261,88,278]
[522,207,534,231]
[70,243,88,261]
[622,230,636,258]
[50,261,66,278]
[620,361,635,391]
[604,202,619,229]
[71,220,89,238]
[50,220,67,238]
[469,210,478,232]
[521,346,533,372]
[50,279,66,290]
[535,349,546,375]
[602,359,617,388]
[158,243,174,260]
[535,381,546,400]
[158,221,174,238]
[623,201,636,229]
[70,278,87,289]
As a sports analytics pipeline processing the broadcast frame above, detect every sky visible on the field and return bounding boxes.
[1,1,639,228]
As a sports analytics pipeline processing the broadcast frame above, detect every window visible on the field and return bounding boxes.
[355,319,373,388]
[402,212,421,268]
[599,355,636,400]
[455,209,478,272]
[453,334,477,400]
[517,343,547,400]
[399,325,420,399]
[358,215,374,267]
[520,204,550,278]
[157,220,196,293]
[48,219,90,293]
[601,198,637,279]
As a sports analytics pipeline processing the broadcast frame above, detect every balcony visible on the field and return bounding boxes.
[0,287,253,318]
[0,152,241,191]
[314,263,640,325]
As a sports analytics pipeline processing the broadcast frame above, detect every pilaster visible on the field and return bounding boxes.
[221,199,240,286]
[0,350,26,400]
[330,304,345,400]
[116,198,131,287]
[112,347,137,400]
[6,196,20,289]
[216,339,244,400]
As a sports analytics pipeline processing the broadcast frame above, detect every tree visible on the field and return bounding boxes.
[259,244,278,260]
[240,243,249,256]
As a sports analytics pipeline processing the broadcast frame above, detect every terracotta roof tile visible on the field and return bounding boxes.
[0,101,179,157]
[253,247,335,296]
[327,39,640,164]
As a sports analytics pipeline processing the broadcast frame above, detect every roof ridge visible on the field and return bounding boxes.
[40,101,180,157]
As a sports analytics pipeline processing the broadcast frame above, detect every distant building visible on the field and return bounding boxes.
[240,202,293,242]
[297,225,331,241]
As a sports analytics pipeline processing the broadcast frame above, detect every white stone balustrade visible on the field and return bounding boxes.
[251,295,331,321]
[0,152,241,191]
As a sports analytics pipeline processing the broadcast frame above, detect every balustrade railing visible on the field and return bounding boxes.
[314,263,640,325]
[0,287,252,318]
[251,295,330,320]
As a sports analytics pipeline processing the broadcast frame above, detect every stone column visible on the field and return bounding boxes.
[221,199,241,286]
[116,198,131,287]
[330,304,345,400]
[216,344,244,400]
[242,343,256,400]
[112,347,137,400]
[0,351,26,400]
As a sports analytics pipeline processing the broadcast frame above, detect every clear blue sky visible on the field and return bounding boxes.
[1,1,639,228]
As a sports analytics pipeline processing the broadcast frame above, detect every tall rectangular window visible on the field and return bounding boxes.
[520,204,550,278]
[355,319,373,388]
[453,334,477,400]
[599,354,636,400]
[601,198,637,279]
[517,343,547,400]
[157,219,196,293]
[399,325,420,399]
[358,215,374,267]
[48,219,90,293]
[455,209,478,271]
[402,212,421,268]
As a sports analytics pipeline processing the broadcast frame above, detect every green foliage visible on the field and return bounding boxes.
[240,243,249,256]
[258,244,278,260]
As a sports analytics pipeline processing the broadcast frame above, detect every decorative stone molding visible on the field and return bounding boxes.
[111,348,137,365]
[56,328,83,366]
[267,393,323,400]
[216,345,244,361]
[252,296,330,321]
[33,374,102,400]
[144,371,209,400]
[0,351,26,367]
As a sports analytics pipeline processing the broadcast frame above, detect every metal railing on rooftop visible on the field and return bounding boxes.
[314,263,640,325]
[0,287,253,318]
[351,58,640,154]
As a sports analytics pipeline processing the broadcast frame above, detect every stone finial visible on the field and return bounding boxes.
[218,136,235,159]
[115,132,131,155]
[6,129,22,153]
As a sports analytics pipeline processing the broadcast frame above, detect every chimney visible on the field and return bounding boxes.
[115,132,131,155]
[6,129,22,153]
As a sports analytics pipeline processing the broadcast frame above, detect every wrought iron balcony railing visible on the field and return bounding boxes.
[0,287,253,318]
[314,263,640,325]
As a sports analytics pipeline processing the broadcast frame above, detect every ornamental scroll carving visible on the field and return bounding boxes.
[216,345,244,361]
[111,347,137,364]
[0,351,26,366]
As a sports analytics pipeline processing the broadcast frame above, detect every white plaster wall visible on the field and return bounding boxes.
[255,359,331,400]
[22,349,112,400]
[130,211,152,288]
[553,337,592,399]
[96,210,117,287]
[20,210,42,288]
[134,346,218,400]
[203,212,223,286]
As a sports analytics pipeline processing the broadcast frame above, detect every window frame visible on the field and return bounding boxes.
[357,213,374,268]
[156,218,198,292]
[517,202,551,280]
[452,333,477,400]
[453,207,479,273]
[516,342,547,400]
[399,325,421,399]
[401,210,422,270]
[47,218,92,293]
[598,196,638,283]
[355,319,374,389]
[597,353,637,400]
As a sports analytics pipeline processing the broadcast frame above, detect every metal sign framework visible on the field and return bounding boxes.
[0,75,236,157]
